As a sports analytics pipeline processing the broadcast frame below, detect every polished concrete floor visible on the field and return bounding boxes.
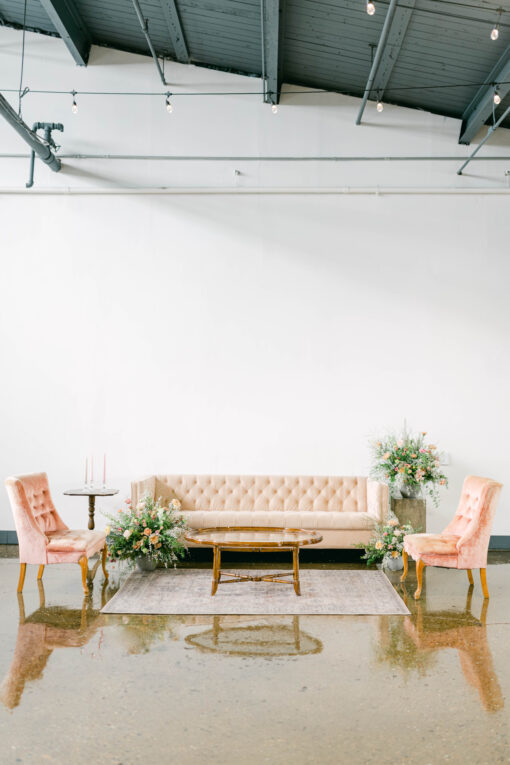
[0,547,509,765]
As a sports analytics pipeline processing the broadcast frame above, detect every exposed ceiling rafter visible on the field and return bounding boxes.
[263,0,286,105]
[459,44,510,145]
[160,0,189,64]
[38,0,90,66]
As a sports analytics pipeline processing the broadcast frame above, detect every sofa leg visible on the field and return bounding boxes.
[17,563,26,593]
[414,559,425,600]
[466,569,474,586]
[480,568,489,599]
[400,551,408,582]
[37,564,45,581]
[78,556,90,595]
[101,545,109,581]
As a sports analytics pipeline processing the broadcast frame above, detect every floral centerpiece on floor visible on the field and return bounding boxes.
[371,430,448,506]
[104,496,187,569]
[357,517,416,568]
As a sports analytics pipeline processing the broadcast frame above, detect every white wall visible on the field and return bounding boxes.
[1,28,509,534]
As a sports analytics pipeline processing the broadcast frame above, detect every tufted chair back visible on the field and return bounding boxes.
[5,473,67,564]
[135,474,370,513]
[443,476,502,568]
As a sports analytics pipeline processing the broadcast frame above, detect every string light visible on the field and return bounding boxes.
[367,1,375,15]
[271,103,278,113]
[71,90,77,113]
[493,88,501,105]
[490,10,502,40]
[376,94,383,112]
[165,93,173,113]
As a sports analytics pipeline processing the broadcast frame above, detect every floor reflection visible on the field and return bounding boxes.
[378,586,504,713]
[185,615,323,657]
[0,581,108,710]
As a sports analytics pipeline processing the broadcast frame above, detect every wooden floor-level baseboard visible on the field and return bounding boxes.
[1,530,510,550]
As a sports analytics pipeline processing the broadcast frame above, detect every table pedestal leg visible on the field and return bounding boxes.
[293,547,301,596]
[88,495,96,530]
[211,546,221,596]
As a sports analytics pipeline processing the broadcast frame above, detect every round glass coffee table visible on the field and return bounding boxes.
[184,526,323,596]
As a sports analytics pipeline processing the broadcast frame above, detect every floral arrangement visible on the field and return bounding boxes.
[357,517,416,566]
[371,431,448,506]
[104,495,187,567]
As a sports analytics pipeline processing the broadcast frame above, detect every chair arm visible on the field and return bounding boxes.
[367,480,389,523]
[130,475,156,507]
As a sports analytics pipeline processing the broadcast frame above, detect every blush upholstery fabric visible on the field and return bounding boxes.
[404,476,502,570]
[131,474,389,548]
[5,473,106,565]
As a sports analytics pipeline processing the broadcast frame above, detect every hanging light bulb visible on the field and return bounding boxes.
[165,94,173,113]
[71,96,78,114]
[367,1,376,15]
[494,89,501,105]
[376,100,384,112]
[491,10,502,40]
[271,103,278,113]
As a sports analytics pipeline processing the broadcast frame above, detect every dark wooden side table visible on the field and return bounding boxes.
[63,488,119,530]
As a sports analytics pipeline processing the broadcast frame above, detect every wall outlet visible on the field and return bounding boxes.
[439,451,450,466]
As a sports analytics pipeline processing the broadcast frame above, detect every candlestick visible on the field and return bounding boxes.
[84,457,88,489]
[103,453,106,489]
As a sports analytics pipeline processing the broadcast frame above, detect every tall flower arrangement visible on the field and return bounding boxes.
[104,495,187,567]
[371,431,447,506]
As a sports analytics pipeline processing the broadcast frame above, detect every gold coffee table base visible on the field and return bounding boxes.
[212,546,301,596]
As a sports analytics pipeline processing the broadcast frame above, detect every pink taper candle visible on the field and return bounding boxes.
[91,455,94,485]
[85,457,88,486]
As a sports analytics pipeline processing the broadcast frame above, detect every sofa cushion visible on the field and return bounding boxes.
[179,510,375,531]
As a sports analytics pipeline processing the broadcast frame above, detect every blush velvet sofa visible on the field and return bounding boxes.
[131,474,389,548]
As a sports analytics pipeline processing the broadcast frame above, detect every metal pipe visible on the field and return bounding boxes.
[2,153,510,162]
[457,105,510,175]
[356,0,399,125]
[0,93,62,171]
[1,187,510,196]
[131,0,168,86]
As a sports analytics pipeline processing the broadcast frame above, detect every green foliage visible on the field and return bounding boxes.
[103,495,187,568]
[356,518,417,566]
[371,431,448,506]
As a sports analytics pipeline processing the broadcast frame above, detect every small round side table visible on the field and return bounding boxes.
[63,488,119,530]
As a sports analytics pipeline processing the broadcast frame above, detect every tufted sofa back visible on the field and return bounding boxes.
[132,474,370,513]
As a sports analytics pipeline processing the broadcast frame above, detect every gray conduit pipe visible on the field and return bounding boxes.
[0,93,62,172]
[356,0,399,125]
[131,0,168,86]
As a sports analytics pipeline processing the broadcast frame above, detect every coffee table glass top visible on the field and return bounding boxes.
[185,527,322,547]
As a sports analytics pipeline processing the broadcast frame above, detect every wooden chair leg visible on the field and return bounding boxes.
[480,568,489,599]
[37,564,45,581]
[17,563,26,593]
[414,559,425,600]
[400,550,408,582]
[101,545,109,581]
[466,568,474,585]
[78,556,90,595]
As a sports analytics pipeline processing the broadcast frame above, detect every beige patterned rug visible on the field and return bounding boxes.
[101,569,409,615]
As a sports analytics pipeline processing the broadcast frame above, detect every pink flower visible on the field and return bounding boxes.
[419,448,426,453]
[383,532,388,536]
[125,499,131,505]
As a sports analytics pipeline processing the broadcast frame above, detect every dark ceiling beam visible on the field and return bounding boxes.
[370,0,415,102]
[264,0,286,105]
[38,0,90,66]
[356,0,399,124]
[160,0,189,64]
[459,45,510,145]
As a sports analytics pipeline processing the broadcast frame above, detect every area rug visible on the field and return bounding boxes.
[101,569,409,615]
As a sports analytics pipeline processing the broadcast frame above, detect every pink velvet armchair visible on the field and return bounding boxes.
[401,476,503,600]
[5,473,108,595]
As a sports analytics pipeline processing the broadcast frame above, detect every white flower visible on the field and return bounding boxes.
[136,501,145,511]
[123,529,132,539]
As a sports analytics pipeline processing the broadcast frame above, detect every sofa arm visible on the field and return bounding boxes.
[367,480,389,523]
[131,475,156,507]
